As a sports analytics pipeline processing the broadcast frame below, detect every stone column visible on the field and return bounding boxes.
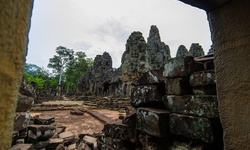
[0,1,33,149]
[208,0,250,149]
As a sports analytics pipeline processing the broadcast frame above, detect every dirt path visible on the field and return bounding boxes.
[30,101,125,136]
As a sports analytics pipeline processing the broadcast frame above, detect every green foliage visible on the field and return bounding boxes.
[23,72,46,89]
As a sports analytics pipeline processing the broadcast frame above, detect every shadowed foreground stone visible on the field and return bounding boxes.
[103,119,136,142]
[34,115,55,125]
[163,95,219,118]
[14,112,31,131]
[136,107,170,137]
[165,78,192,95]
[139,132,170,150]
[27,125,56,142]
[170,113,213,143]
[10,144,34,150]
[190,71,216,86]
[98,136,135,150]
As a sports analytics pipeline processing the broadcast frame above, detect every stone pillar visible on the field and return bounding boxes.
[0,1,33,149]
[208,0,250,149]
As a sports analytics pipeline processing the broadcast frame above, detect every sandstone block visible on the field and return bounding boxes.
[190,71,216,86]
[165,78,192,95]
[98,136,135,150]
[103,119,136,142]
[14,112,31,131]
[58,131,76,145]
[162,95,219,118]
[11,144,34,150]
[132,71,161,85]
[163,56,203,78]
[138,132,170,150]
[27,125,56,142]
[122,111,136,126]
[46,138,64,150]
[136,107,170,137]
[83,135,98,150]
[169,113,213,143]
[34,115,55,125]
[131,85,165,108]
[16,94,34,112]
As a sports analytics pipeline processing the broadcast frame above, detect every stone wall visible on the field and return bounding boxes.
[98,53,224,149]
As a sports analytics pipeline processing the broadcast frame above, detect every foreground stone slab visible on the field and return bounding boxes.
[169,113,213,143]
[103,119,136,142]
[11,144,34,150]
[136,107,170,137]
[162,95,219,118]
[165,78,192,95]
[46,138,64,150]
[14,112,31,131]
[83,135,98,150]
[34,115,55,125]
[131,85,164,108]
[58,131,76,145]
[27,125,56,142]
[163,56,204,78]
[98,136,135,150]
[138,132,170,150]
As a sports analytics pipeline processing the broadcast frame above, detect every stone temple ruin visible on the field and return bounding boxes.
[13,25,222,149]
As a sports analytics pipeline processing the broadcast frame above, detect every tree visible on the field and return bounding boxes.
[47,46,74,98]
[64,51,93,94]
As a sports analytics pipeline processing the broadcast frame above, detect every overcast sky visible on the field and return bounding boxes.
[27,0,212,68]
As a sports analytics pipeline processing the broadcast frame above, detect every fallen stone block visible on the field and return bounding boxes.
[163,56,204,78]
[14,112,31,131]
[68,143,77,150]
[136,107,170,137]
[12,131,19,146]
[34,115,55,125]
[170,140,205,150]
[169,113,214,143]
[131,85,165,108]
[138,132,170,150]
[122,111,136,126]
[11,144,34,150]
[162,95,219,118]
[190,71,216,86]
[70,108,84,115]
[83,135,98,150]
[46,138,64,150]
[132,71,162,85]
[165,78,192,95]
[27,125,56,142]
[52,125,66,138]
[98,135,135,150]
[34,140,49,149]
[59,131,76,145]
[16,94,34,112]
[103,119,136,142]
[78,142,91,150]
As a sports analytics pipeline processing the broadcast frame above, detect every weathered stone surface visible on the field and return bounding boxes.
[170,141,204,150]
[190,71,216,87]
[193,86,217,95]
[34,140,49,149]
[189,43,204,57]
[58,131,76,145]
[14,112,31,131]
[103,119,135,142]
[169,113,214,143]
[83,135,98,150]
[122,111,136,126]
[52,125,66,138]
[122,31,148,83]
[16,94,34,112]
[163,56,204,78]
[163,95,219,118]
[136,107,170,137]
[78,142,91,150]
[46,138,64,150]
[146,25,171,70]
[34,115,55,125]
[131,85,165,108]
[70,108,84,115]
[165,78,192,95]
[27,125,56,142]
[132,71,162,85]
[176,45,189,58]
[68,143,76,150]
[98,136,135,150]
[138,132,170,150]
[11,144,34,150]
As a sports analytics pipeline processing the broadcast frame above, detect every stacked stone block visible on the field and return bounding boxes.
[98,54,223,149]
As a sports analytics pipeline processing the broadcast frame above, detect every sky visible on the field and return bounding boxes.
[27,0,212,69]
